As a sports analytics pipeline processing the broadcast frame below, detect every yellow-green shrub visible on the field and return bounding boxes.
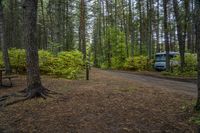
[173,53,197,72]
[0,52,3,67]
[124,56,152,71]
[39,50,54,73]
[49,51,84,79]
[9,48,26,72]
[0,49,84,79]
[111,56,125,69]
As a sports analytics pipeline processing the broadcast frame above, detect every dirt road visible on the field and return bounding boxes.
[107,70,197,97]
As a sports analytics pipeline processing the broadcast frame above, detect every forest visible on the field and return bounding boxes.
[0,0,200,132]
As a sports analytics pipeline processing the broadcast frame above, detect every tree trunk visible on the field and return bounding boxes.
[0,0,11,74]
[129,0,135,57]
[40,0,48,50]
[156,0,160,52]
[122,0,129,57]
[163,0,170,71]
[105,0,112,68]
[173,0,185,72]
[23,0,46,98]
[147,0,153,59]
[195,0,200,110]
[80,0,86,61]
[138,0,143,55]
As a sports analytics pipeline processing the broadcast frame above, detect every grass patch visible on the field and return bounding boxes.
[190,112,200,125]
[161,71,197,78]
[113,87,136,93]
[181,100,200,126]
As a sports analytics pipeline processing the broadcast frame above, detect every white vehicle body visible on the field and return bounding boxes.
[154,52,179,71]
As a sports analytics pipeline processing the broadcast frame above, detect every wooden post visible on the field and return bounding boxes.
[86,62,89,80]
[0,70,2,86]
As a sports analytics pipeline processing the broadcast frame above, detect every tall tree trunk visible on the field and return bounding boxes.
[40,0,48,50]
[163,0,170,71]
[173,0,185,72]
[105,0,111,68]
[0,0,11,74]
[147,0,153,59]
[156,0,160,52]
[80,0,88,79]
[98,0,103,61]
[23,0,46,98]
[9,0,14,48]
[191,0,196,53]
[80,0,86,61]
[129,0,135,57]
[122,0,129,57]
[138,0,143,55]
[195,0,200,110]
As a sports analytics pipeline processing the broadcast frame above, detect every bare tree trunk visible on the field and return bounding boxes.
[173,0,185,72]
[40,0,48,50]
[163,0,170,71]
[147,0,153,59]
[23,0,46,98]
[129,0,135,57]
[195,0,200,110]
[138,0,143,55]
[121,0,129,57]
[80,0,88,79]
[0,1,11,74]
[156,0,160,52]
[80,0,86,61]
[105,0,111,68]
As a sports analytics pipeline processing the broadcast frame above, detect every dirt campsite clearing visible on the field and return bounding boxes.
[0,68,197,133]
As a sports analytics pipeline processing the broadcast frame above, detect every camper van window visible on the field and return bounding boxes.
[156,54,166,62]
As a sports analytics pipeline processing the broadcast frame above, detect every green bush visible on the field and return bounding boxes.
[0,49,84,79]
[39,50,54,74]
[50,51,84,79]
[9,48,26,72]
[100,63,108,69]
[184,53,197,72]
[124,56,153,71]
[0,52,3,67]
[111,56,125,69]
[173,53,197,72]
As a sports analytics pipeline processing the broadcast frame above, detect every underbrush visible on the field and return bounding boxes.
[162,53,197,77]
[100,55,154,71]
[161,71,197,77]
[190,114,200,125]
[123,56,153,71]
[0,48,84,79]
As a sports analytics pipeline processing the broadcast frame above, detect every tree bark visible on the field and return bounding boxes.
[121,0,129,57]
[156,0,160,52]
[195,0,200,110]
[138,0,143,55]
[0,0,11,74]
[23,0,46,98]
[80,0,86,61]
[173,0,185,72]
[129,0,135,57]
[163,0,170,71]
[40,0,48,50]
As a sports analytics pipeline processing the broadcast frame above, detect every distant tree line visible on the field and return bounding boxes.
[91,0,197,72]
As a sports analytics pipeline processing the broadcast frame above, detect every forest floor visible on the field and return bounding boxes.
[0,68,198,133]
